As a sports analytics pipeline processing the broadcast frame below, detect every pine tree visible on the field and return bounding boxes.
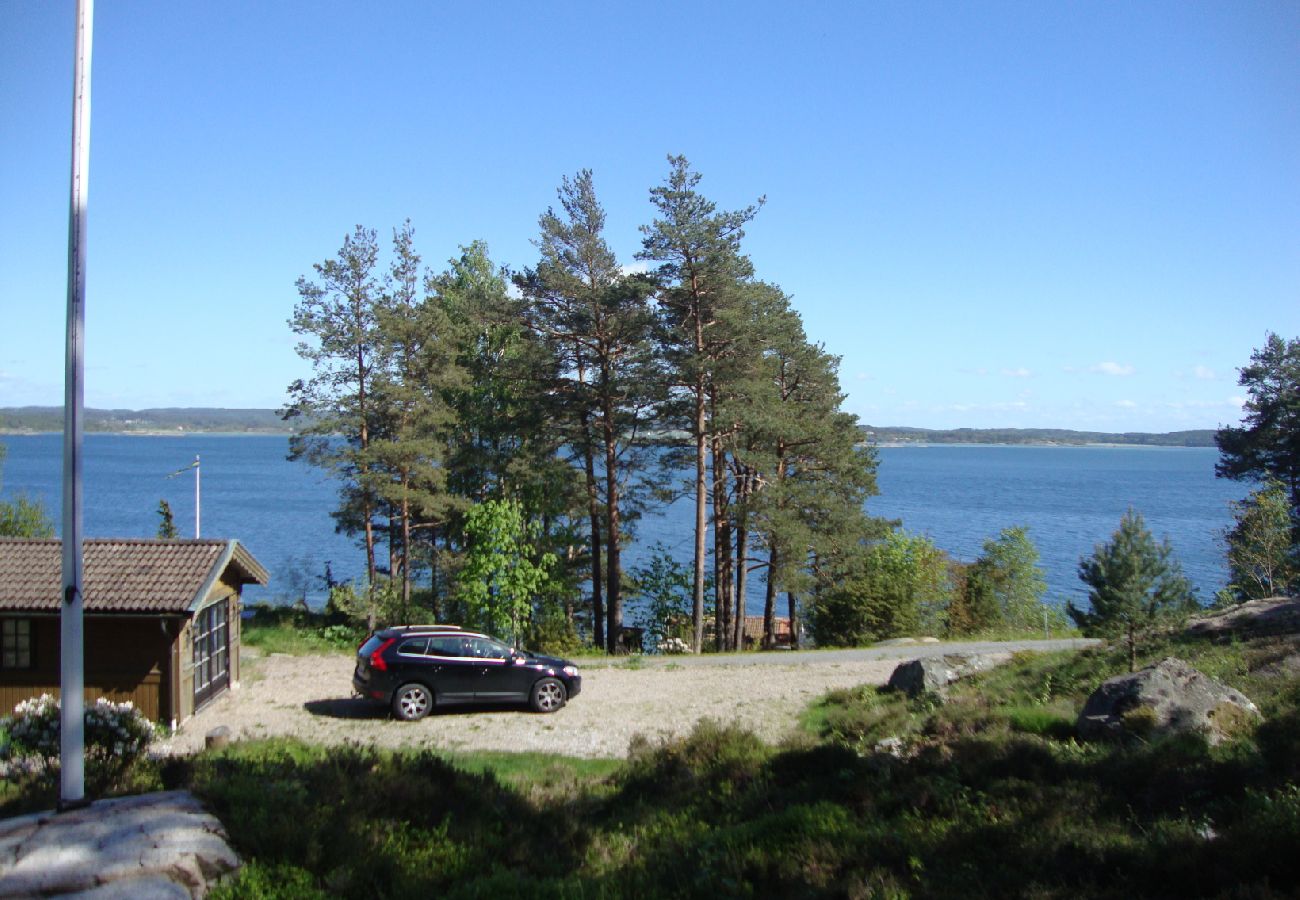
[518,171,660,652]
[156,500,178,539]
[1216,333,1300,544]
[285,226,383,624]
[638,155,762,651]
[368,221,464,620]
[1070,509,1198,671]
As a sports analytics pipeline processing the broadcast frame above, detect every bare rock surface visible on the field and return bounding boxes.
[887,654,999,699]
[0,790,238,898]
[1186,597,1300,639]
[1077,657,1261,744]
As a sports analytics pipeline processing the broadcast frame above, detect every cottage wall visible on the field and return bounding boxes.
[0,615,179,721]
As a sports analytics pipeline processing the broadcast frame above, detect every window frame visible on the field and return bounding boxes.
[1,618,34,670]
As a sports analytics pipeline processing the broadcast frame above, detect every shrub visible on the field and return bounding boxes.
[0,694,157,796]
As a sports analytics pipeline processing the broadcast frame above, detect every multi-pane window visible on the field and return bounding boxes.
[193,602,229,706]
[2,619,33,669]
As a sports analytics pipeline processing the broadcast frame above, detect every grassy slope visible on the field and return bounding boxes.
[6,627,1296,897]
[196,630,1300,898]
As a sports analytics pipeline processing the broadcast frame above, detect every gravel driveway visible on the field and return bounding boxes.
[160,640,1093,760]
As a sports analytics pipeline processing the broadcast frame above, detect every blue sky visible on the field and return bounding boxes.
[2,1,1297,431]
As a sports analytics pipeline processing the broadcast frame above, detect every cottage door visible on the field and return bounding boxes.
[193,601,230,709]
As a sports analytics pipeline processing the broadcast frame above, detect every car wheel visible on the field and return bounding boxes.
[393,683,433,721]
[530,677,566,713]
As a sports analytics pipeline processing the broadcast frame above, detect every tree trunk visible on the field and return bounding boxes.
[763,543,779,650]
[733,466,750,651]
[713,437,731,652]
[400,483,412,623]
[787,591,799,650]
[692,379,708,653]
[580,412,605,650]
[428,525,441,621]
[605,425,623,654]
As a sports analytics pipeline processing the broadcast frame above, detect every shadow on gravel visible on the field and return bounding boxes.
[302,698,389,719]
[303,698,536,719]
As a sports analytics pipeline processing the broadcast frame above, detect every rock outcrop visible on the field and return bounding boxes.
[887,654,998,699]
[0,790,239,898]
[1077,657,1261,745]
[1186,597,1300,639]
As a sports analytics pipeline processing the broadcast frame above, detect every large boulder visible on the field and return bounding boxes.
[1077,657,1261,745]
[887,654,998,699]
[1186,597,1300,640]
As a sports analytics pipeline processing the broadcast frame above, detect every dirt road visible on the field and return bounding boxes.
[159,640,1092,759]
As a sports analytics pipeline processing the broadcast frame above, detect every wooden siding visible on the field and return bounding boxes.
[0,578,245,726]
[0,616,179,722]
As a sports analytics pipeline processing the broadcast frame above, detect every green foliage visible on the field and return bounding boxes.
[0,494,53,538]
[1069,509,1199,670]
[809,530,952,646]
[171,630,1300,900]
[0,448,54,538]
[454,498,560,645]
[156,498,178,539]
[1224,479,1297,602]
[951,526,1051,635]
[523,605,581,657]
[1216,332,1300,539]
[0,694,156,801]
[629,543,695,651]
[242,605,365,655]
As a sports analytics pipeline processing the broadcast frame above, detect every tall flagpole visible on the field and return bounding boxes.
[61,0,94,810]
[194,455,201,538]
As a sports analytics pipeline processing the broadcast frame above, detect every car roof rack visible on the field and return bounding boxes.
[394,624,462,631]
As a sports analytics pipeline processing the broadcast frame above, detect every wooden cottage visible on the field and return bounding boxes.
[0,538,268,727]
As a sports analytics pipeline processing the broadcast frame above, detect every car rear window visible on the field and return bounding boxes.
[358,635,388,657]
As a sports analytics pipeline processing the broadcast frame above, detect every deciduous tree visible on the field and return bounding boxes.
[1223,480,1297,602]
[454,498,559,645]
[809,530,951,647]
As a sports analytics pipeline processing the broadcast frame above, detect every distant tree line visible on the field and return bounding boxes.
[0,407,289,434]
[863,426,1216,447]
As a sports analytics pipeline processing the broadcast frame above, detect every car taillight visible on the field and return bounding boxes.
[369,638,396,672]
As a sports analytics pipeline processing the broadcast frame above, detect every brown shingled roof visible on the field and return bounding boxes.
[0,539,269,614]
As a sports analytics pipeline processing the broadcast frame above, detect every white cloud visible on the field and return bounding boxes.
[619,262,649,276]
[1089,361,1135,377]
[1116,399,1137,409]
[855,372,870,381]
[1001,367,1031,378]
[1193,365,1216,381]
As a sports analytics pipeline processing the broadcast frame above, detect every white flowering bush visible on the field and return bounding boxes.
[657,636,692,655]
[0,694,156,789]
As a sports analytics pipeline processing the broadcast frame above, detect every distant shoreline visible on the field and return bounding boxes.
[1,407,1217,448]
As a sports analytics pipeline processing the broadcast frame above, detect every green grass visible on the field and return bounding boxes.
[240,607,363,656]
[6,627,1300,897]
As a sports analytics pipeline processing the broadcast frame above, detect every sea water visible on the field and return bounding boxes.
[0,434,1245,611]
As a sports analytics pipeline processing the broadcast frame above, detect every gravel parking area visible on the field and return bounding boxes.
[158,650,915,759]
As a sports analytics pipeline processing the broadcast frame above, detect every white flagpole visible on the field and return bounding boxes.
[60,0,94,811]
[194,455,200,538]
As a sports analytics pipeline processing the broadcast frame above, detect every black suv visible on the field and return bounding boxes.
[352,626,582,720]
